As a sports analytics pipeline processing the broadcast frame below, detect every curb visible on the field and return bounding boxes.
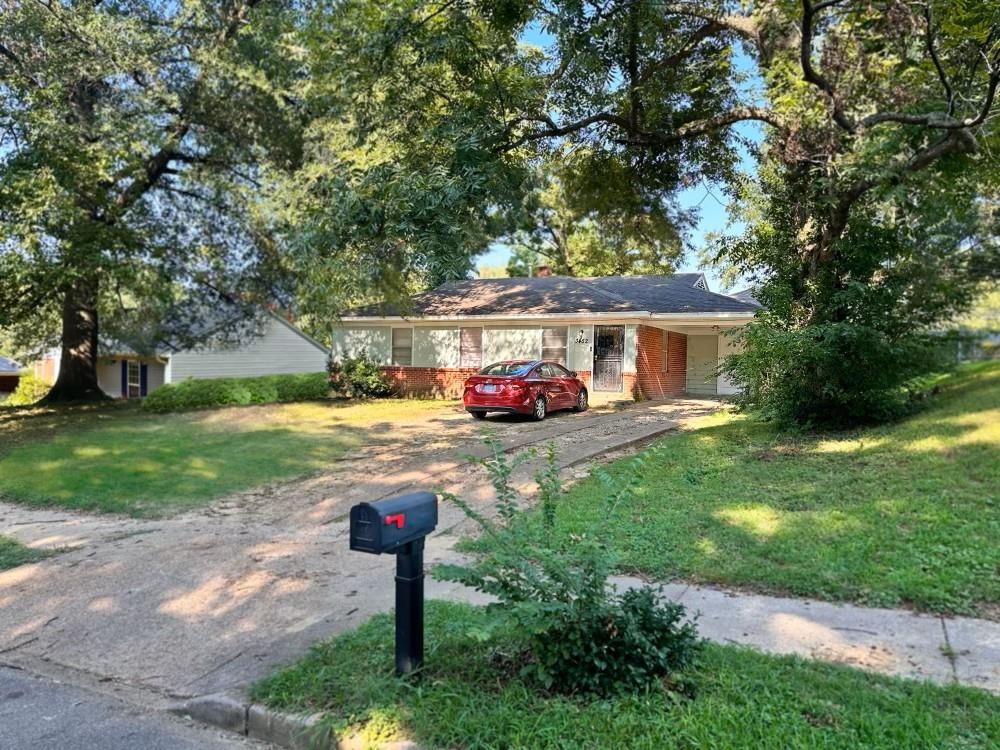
[170,692,423,750]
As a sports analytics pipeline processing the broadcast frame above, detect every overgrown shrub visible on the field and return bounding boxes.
[434,438,702,696]
[142,372,329,412]
[6,372,49,406]
[327,353,393,399]
[722,318,951,428]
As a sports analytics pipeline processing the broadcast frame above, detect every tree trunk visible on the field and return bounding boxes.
[42,275,107,403]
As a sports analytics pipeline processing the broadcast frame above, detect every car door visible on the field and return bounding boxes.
[549,363,579,408]
[538,363,569,409]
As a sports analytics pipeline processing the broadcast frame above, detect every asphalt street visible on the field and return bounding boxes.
[0,667,271,750]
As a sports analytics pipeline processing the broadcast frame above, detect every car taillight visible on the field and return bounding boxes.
[506,380,527,391]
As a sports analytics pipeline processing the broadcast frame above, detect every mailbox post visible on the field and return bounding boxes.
[349,492,438,677]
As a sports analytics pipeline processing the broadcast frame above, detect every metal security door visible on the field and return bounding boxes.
[592,325,624,392]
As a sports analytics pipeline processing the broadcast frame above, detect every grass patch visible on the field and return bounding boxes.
[0,398,459,516]
[553,362,1000,616]
[253,601,1000,750]
[0,536,48,570]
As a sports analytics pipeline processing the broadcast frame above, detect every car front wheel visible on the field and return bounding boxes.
[532,396,547,421]
[574,388,588,413]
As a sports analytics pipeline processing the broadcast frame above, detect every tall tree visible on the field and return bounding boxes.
[278,0,535,320]
[0,0,301,401]
[505,152,687,277]
[488,0,999,424]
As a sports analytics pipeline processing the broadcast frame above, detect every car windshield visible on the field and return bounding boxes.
[479,362,534,377]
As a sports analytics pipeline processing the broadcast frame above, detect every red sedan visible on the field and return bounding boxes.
[463,360,589,420]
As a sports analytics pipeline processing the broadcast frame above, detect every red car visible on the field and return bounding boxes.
[463,360,588,420]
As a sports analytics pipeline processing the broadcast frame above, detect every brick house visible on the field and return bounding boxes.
[331,274,759,399]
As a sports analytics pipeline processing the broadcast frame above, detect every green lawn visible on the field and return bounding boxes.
[0,398,458,516]
[0,535,48,570]
[253,601,1000,750]
[553,362,1000,617]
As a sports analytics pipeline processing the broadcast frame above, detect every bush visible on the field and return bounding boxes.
[327,353,393,399]
[143,372,329,413]
[722,318,952,428]
[434,439,702,696]
[6,372,49,406]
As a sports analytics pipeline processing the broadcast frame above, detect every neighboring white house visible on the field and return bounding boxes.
[36,311,328,399]
[330,273,760,399]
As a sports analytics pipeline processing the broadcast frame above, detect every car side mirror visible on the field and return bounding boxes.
[570,371,578,377]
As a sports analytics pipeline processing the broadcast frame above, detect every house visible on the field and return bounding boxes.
[331,274,760,399]
[35,311,328,399]
[0,356,21,394]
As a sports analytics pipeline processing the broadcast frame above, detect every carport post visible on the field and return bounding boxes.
[394,538,424,677]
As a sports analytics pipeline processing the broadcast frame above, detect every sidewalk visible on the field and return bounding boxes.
[601,577,1000,694]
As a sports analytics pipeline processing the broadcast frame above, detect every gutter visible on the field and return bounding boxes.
[339,311,757,325]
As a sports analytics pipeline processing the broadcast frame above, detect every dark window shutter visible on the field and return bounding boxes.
[140,364,148,397]
[120,360,127,398]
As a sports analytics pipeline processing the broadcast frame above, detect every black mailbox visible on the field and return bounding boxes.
[350,492,438,554]
[349,491,439,677]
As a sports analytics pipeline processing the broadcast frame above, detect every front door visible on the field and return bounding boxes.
[592,325,624,392]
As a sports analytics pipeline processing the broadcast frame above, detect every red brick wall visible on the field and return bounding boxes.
[381,367,478,399]
[634,326,687,399]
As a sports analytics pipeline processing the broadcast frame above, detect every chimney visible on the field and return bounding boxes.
[536,265,553,277]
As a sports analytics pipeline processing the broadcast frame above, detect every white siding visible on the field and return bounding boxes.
[169,317,328,382]
[413,327,460,368]
[567,324,594,373]
[686,335,718,395]
[330,325,391,365]
[716,330,742,395]
[97,358,167,397]
[97,360,122,398]
[484,326,542,364]
[624,324,638,374]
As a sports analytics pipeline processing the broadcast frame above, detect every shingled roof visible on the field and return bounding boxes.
[347,274,760,318]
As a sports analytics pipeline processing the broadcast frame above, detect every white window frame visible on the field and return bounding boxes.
[541,326,568,366]
[391,327,413,367]
[127,360,141,398]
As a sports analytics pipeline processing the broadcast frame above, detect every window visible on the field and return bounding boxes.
[460,327,482,369]
[127,360,141,399]
[391,328,412,366]
[663,331,670,372]
[541,326,568,365]
[480,362,533,377]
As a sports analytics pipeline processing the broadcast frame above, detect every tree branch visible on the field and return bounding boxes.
[923,3,955,117]
[800,0,855,133]
[0,42,43,89]
[660,4,759,43]
[500,105,788,152]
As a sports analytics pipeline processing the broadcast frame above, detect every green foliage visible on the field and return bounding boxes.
[142,373,329,413]
[435,436,701,696]
[252,600,1000,750]
[327,355,394,399]
[6,372,49,407]
[281,0,533,318]
[723,211,995,426]
[723,317,950,427]
[0,1,303,397]
[505,152,687,278]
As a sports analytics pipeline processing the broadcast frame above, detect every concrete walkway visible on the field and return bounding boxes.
[604,577,1000,693]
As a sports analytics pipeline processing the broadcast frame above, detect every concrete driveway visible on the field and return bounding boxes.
[0,398,718,709]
